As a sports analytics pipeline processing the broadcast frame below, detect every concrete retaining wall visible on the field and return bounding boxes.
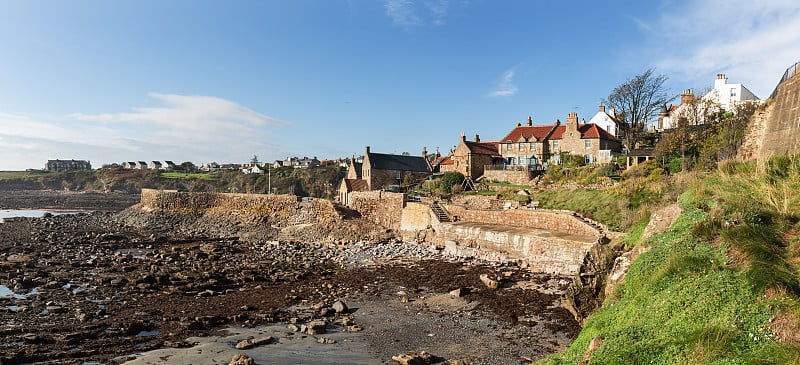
[437,222,598,275]
[443,204,601,238]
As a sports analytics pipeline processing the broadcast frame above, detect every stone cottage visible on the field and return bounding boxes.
[338,146,432,205]
[450,133,502,180]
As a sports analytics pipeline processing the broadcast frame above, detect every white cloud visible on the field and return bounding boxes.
[0,94,289,170]
[488,69,519,98]
[651,0,800,98]
[385,0,452,28]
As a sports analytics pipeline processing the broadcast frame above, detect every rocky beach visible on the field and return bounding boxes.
[0,192,578,364]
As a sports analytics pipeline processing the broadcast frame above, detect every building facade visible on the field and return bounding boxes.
[450,133,501,180]
[45,159,92,172]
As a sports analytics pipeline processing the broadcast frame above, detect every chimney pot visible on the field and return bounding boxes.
[460,132,466,142]
[474,134,480,142]
[517,122,522,127]
[599,102,605,113]
[527,116,533,126]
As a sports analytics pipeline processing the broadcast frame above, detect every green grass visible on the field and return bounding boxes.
[159,172,219,180]
[538,156,800,365]
[0,170,54,179]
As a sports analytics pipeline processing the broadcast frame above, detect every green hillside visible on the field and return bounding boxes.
[539,156,800,364]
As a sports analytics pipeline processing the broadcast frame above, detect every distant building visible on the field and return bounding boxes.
[450,134,502,180]
[587,102,621,138]
[45,159,91,172]
[704,73,759,111]
[200,162,220,171]
[149,161,163,170]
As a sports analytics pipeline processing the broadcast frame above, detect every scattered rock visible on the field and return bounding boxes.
[332,300,348,313]
[304,320,327,335]
[229,353,255,365]
[392,351,437,365]
[479,274,499,290]
[449,288,469,297]
[316,336,336,344]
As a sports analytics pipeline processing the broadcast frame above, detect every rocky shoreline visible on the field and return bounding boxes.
[0,192,579,364]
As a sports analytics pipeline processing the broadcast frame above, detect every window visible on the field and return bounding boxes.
[506,143,512,151]
[585,140,591,149]
[518,143,524,151]
[529,142,535,150]
[553,140,559,150]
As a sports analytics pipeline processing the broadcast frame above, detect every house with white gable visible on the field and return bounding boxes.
[587,102,620,138]
[704,74,759,111]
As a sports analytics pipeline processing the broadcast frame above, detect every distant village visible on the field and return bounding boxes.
[44,73,763,204]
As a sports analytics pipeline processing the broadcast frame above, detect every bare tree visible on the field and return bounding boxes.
[604,68,672,148]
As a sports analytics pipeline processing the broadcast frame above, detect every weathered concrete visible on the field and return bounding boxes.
[437,222,598,275]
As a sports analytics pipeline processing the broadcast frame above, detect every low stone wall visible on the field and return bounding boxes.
[347,191,405,231]
[482,170,535,185]
[443,204,601,238]
[138,189,300,219]
[438,222,598,275]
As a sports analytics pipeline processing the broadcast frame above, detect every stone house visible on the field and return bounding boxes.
[149,161,163,170]
[45,159,92,172]
[450,133,502,180]
[338,146,432,206]
[499,114,622,167]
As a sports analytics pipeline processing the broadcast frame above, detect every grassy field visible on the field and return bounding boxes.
[538,156,800,364]
[0,171,54,179]
[159,171,219,180]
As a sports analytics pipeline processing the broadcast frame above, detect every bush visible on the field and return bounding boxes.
[667,157,683,174]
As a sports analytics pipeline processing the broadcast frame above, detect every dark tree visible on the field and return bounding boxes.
[175,161,197,172]
[604,68,671,148]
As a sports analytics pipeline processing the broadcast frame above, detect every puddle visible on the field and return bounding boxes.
[136,330,160,337]
[0,285,37,299]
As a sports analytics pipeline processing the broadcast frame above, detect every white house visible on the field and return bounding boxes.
[703,74,759,111]
[587,102,620,138]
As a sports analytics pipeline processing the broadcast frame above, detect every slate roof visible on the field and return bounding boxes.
[367,153,431,172]
[501,124,621,142]
[463,140,501,156]
[351,162,363,178]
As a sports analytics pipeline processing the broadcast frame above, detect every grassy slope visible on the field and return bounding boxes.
[538,158,800,364]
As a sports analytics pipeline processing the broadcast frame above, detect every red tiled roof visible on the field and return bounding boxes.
[432,156,451,166]
[463,140,500,156]
[439,157,454,165]
[500,125,557,142]
[502,123,621,142]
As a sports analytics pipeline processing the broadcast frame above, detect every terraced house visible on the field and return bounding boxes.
[499,113,622,168]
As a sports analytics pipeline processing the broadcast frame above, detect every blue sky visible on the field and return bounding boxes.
[1,0,798,170]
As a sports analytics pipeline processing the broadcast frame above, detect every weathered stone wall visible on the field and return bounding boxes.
[399,202,437,241]
[759,70,800,159]
[443,204,602,238]
[138,189,300,219]
[481,169,535,185]
[347,190,405,231]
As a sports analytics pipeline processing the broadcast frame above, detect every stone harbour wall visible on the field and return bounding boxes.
[443,204,602,238]
[347,191,405,231]
[137,189,342,225]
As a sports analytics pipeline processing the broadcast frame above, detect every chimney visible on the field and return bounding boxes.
[566,113,579,133]
[517,122,522,127]
[527,116,533,126]
[554,119,561,126]
[681,89,694,105]
[474,134,480,142]
[599,102,605,113]
[609,106,616,117]
[460,132,466,142]
[365,146,370,155]
[715,73,727,89]
[422,146,427,158]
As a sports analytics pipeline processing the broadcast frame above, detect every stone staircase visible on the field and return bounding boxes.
[570,211,607,237]
[430,202,452,222]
